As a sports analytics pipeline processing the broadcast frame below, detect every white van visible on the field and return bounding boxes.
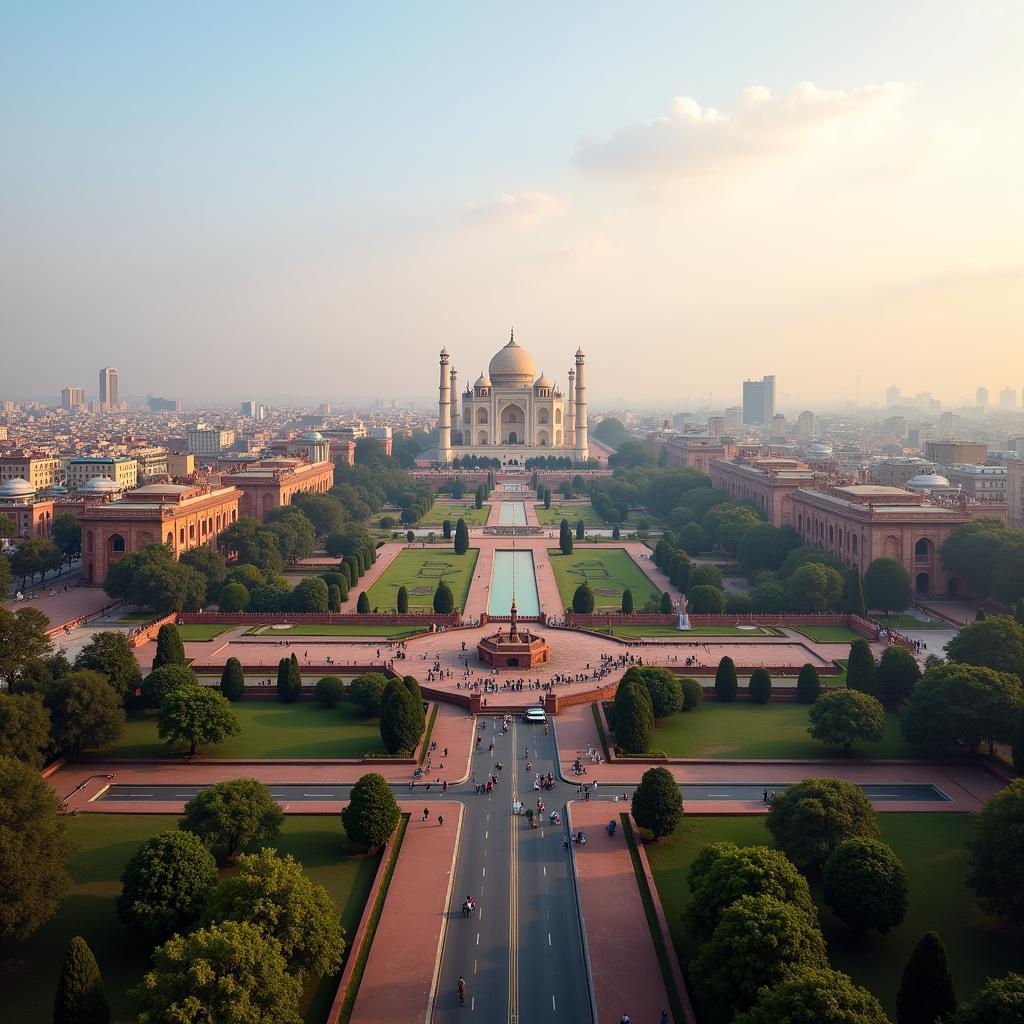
[523,706,546,724]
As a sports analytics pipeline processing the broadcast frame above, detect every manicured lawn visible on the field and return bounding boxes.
[548,547,660,611]
[99,700,381,759]
[364,548,478,612]
[118,612,155,623]
[645,814,1024,1018]
[423,501,490,526]
[245,623,427,638]
[875,614,951,630]
[176,623,232,641]
[793,625,862,643]
[535,501,605,526]
[0,815,379,1024]
[638,702,917,759]
[610,624,783,638]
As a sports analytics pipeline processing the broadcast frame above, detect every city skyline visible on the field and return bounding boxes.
[2,2,1022,405]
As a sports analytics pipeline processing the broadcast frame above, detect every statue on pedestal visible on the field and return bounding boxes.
[676,593,692,631]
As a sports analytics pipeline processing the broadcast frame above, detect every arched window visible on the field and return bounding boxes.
[189,523,195,541]
[555,408,562,424]
[914,538,932,562]
[537,409,549,425]
[916,572,930,594]
[179,527,185,543]
[477,408,489,425]
[166,531,173,545]
[109,533,125,553]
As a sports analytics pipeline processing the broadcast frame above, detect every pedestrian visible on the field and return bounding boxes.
[458,976,466,1005]
[438,814,445,827]
[423,807,429,821]
[762,788,768,804]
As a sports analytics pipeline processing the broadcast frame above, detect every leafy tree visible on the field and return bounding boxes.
[142,664,198,707]
[0,552,9,597]
[659,591,673,613]
[0,755,71,939]
[689,563,723,590]
[134,561,209,615]
[559,519,573,555]
[950,973,1024,1024]
[877,646,922,706]
[975,608,988,621]
[680,677,703,710]
[901,663,1023,755]
[715,656,738,702]
[53,935,110,1024]
[442,519,452,540]
[966,778,1024,922]
[846,638,878,695]
[311,675,343,707]
[158,685,241,755]
[454,517,469,555]
[864,556,912,612]
[342,772,401,850]
[73,631,141,701]
[992,538,1024,607]
[751,579,786,613]
[796,663,821,704]
[220,658,245,701]
[276,654,302,703]
[945,615,1024,679]
[179,546,228,603]
[9,536,63,587]
[823,836,908,932]
[669,552,691,592]
[691,895,827,1020]
[131,920,303,1024]
[291,491,346,538]
[686,841,814,943]
[287,576,329,613]
[51,513,83,565]
[379,678,422,754]
[725,592,753,614]
[703,503,762,555]
[631,766,683,840]
[433,580,455,614]
[593,416,629,447]
[779,545,845,579]
[677,522,707,555]
[180,778,284,864]
[938,518,1007,597]
[117,829,218,939]
[402,675,426,734]
[896,931,957,1024]
[45,671,125,756]
[0,605,53,687]
[396,585,409,613]
[613,680,654,754]
[620,588,633,614]
[737,523,801,577]
[808,689,885,752]
[356,591,370,613]
[349,672,388,714]
[0,692,51,768]
[327,583,341,612]
[621,666,682,718]
[785,562,844,613]
[766,776,879,870]
[571,583,595,614]
[689,584,726,613]
[842,569,868,618]
[749,667,772,704]
[218,581,252,612]
[152,624,186,671]
[732,968,889,1024]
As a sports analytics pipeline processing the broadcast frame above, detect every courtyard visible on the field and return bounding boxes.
[548,546,661,611]
[362,548,478,612]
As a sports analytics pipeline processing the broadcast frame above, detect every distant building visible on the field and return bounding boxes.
[742,375,776,426]
[0,478,54,539]
[133,446,170,482]
[167,453,195,478]
[240,400,261,418]
[0,454,63,490]
[999,387,1017,410]
[226,458,335,523]
[976,386,989,409]
[924,440,989,467]
[60,387,85,411]
[658,436,737,474]
[709,458,816,522]
[938,412,961,434]
[946,464,1007,502]
[67,456,138,493]
[885,385,901,407]
[871,457,937,488]
[1008,460,1024,528]
[148,396,181,412]
[796,411,816,437]
[724,406,743,430]
[187,426,236,455]
[99,367,119,410]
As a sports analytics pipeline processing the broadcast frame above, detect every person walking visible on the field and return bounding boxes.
[438,814,445,827]
[423,807,430,821]
[457,976,467,1005]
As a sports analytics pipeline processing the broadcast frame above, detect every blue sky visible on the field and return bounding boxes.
[2,2,1021,407]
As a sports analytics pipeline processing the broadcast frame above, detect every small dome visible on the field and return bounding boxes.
[299,431,325,442]
[474,372,491,388]
[78,477,123,494]
[534,372,552,389]
[0,477,35,498]
[906,473,951,488]
[488,335,536,386]
[807,443,833,454]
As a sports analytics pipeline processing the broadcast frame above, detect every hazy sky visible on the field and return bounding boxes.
[2,2,1022,409]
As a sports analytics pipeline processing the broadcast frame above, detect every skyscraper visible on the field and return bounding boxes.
[742,375,776,426]
[976,386,989,409]
[60,386,85,410]
[886,385,901,407]
[999,387,1017,409]
[99,367,119,409]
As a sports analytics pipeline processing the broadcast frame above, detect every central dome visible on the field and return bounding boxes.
[488,335,536,386]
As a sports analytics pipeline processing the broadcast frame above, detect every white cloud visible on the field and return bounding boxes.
[572,81,910,180]
[462,191,567,228]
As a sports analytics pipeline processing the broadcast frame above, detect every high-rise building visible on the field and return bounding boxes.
[742,375,775,426]
[240,400,258,417]
[885,385,901,407]
[976,386,989,409]
[797,410,816,437]
[148,396,181,412]
[724,406,743,430]
[60,387,85,410]
[99,367,119,409]
[999,387,1017,409]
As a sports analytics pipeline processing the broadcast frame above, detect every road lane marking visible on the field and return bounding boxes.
[542,866,546,876]
[476,932,480,946]
[548,932,552,946]
[552,994,557,1011]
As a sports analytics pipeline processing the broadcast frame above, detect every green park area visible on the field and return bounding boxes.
[535,501,604,527]
[645,813,1024,1018]
[175,623,233,642]
[0,814,379,1024]
[422,501,490,526]
[100,699,380,759]
[548,547,660,611]
[364,548,478,612]
[792,624,863,644]
[609,624,785,639]
[246,623,427,638]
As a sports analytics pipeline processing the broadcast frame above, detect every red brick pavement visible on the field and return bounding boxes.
[4,584,115,629]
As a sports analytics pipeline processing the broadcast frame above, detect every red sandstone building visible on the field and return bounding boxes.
[0,478,55,538]
[80,483,240,585]
[226,458,335,523]
[709,458,816,523]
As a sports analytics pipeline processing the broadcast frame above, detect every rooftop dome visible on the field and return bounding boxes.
[0,477,35,498]
[807,443,833,454]
[534,372,552,389]
[299,431,325,442]
[488,333,536,386]
[78,477,123,494]
[474,372,492,389]
[906,473,951,488]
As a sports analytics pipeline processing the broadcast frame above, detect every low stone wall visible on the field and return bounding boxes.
[129,612,178,648]
[565,611,880,634]
[176,611,461,627]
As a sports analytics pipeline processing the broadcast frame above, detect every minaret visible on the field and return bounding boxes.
[438,348,452,463]
[449,367,459,447]
[566,367,576,448]
[574,348,588,461]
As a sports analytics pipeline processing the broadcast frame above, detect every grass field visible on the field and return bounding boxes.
[422,501,490,526]
[792,625,862,643]
[645,814,1023,1018]
[609,624,785,638]
[364,548,478,612]
[99,700,380,759]
[548,547,660,611]
[175,623,232,641]
[875,614,951,630]
[534,502,605,527]
[0,814,379,1024]
[642,702,917,759]
[245,623,427,638]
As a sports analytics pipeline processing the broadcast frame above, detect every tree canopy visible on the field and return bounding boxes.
[73,631,141,701]
[612,678,654,755]
[896,931,957,1024]
[785,562,844,613]
[0,691,51,769]
[944,615,1024,679]
[0,605,53,687]
[631,766,683,840]
[158,685,241,756]
[823,836,908,933]
[180,778,284,865]
[808,689,885,752]
[966,778,1024,923]
[342,772,401,850]
[53,935,110,1024]
[45,671,125,757]
[864,556,912,611]
[731,968,889,1024]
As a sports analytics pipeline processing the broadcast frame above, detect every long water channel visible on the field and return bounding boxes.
[497,500,527,526]
[488,548,541,616]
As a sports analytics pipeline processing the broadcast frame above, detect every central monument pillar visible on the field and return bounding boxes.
[438,348,452,463]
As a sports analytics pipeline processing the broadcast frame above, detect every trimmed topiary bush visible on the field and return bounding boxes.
[796,663,821,704]
[314,676,344,707]
[680,677,703,711]
[715,656,738,703]
[749,667,772,704]
[219,658,245,702]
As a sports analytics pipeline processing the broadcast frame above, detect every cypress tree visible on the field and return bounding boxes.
[621,588,634,614]
[396,586,409,614]
[220,658,245,702]
[576,519,585,541]
[895,931,956,1024]
[612,525,620,540]
[442,519,452,540]
[1012,708,1024,775]
[340,560,354,587]
[544,489,551,510]
[559,519,573,555]
[454,518,469,555]
[54,935,110,1024]
[357,592,370,614]
[433,581,455,614]
[380,680,422,754]
[328,584,342,612]
[843,569,867,618]
[715,656,738,703]
[355,550,367,575]
[749,667,772,704]
[660,591,673,614]
[572,583,595,614]
[277,655,301,702]
[654,539,669,569]
[614,680,654,755]
[796,662,821,704]
[846,638,878,695]
[337,578,349,602]
[153,624,186,670]
[474,485,484,509]
[403,675,426,734]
